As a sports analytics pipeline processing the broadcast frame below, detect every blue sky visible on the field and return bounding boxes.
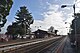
[1,0,77,35]
[7,0,74,21]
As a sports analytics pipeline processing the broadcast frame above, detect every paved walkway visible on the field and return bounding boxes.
[63,37,76,53]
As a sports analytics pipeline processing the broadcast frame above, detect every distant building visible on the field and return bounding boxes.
[33,29,55,38]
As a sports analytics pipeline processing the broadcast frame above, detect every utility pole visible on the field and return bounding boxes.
[61,0,77,51]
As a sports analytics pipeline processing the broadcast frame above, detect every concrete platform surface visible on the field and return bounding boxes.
[62,37,76,53]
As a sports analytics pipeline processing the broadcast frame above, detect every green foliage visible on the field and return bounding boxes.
[6,6,34,37]
[15,6,34,35]
[0,0,13,31]
[15,6,33,25]
[54,30,58,35]
[48,26,54,33]
[6,23,19,39]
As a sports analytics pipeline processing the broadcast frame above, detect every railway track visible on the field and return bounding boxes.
[0,38,48,48]
[28,36,66,53]
[0,36,66,53]
[38,36,67,53]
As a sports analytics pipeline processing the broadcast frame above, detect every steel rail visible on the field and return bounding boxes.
[0,36,61,53]
[37,36,66,53]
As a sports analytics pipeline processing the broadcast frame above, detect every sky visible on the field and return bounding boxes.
[0,0,80,35]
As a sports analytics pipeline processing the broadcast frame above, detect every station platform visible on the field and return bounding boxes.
[62,37,76,53]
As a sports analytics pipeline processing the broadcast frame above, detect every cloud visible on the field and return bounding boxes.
[48,5,59,11]
[42,4,68,35]
[30,1,75,35]
[0,21,12,34]
[30,3,68,35]
[55,0,60,2]
[30,20,46,32]
[76,0,80,13]
[0,0,74,35]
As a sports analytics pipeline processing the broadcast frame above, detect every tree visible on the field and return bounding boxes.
[0,0,13,31]
[6,6,34,39]
[15,6,34,38]
[6,25,16,39]
[54,30,58,35]
[48,26,54,33]
[6,22,20,39]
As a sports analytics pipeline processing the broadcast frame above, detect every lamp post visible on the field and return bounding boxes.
[61,4,76,38]
[61,2,77,51]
